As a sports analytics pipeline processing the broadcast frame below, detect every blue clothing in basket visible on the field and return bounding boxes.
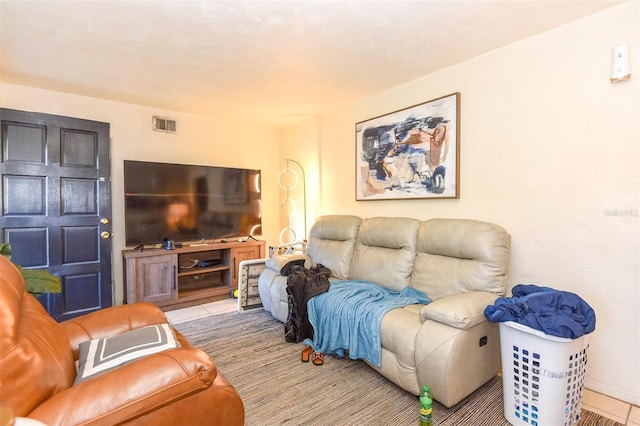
[484,284,596,338]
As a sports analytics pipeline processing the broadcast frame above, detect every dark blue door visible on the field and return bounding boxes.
[0,108,112,321]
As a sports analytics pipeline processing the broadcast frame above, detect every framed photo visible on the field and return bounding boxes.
[355,92,460,200]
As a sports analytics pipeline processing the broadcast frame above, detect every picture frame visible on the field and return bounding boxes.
[355,92,460,200]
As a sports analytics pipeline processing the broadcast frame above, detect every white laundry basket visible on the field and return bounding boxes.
[499,321,591,426]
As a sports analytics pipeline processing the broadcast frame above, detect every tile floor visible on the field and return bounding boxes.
[164,298,239,324]
[166,299,640,425]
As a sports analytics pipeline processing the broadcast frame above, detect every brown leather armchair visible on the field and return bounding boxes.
[0,256,244,426]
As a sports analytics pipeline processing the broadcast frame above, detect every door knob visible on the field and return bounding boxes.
[101,231,111,239]
[101,218,110,224]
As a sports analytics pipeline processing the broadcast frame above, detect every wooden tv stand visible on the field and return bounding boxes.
[123,239,266,311]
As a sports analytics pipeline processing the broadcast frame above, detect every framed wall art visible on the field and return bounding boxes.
[355,92,460,200]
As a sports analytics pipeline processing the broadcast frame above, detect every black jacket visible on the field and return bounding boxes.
[284,263,331,343]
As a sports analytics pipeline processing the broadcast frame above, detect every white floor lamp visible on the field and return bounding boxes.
[277,159,307,245]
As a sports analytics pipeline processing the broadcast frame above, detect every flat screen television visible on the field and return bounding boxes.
[123,160,262,246]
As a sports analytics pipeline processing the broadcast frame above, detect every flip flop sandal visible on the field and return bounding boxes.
[301,345,313,362]
[311,352,324,366]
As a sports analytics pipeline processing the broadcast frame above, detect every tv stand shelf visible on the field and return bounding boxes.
[123,240,266,310]
[179,265,228,277]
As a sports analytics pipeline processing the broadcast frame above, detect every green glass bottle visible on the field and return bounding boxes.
[419,385,432,426]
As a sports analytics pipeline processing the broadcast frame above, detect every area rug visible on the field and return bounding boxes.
[175,309,622,426]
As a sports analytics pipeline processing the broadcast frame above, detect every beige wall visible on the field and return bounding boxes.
[282,1,639,405]
[0,84,282,306]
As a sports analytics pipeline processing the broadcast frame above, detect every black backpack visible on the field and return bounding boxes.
[283,263,331,343]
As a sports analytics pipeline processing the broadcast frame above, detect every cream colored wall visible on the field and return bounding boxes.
[0,84,282,306]
[282,2,639,405]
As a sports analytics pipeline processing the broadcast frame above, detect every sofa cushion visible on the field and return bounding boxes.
[420,291,500,329]
[264,253,311,272]
[349,217,420,291]
[305,215,362,279]
[411,219,511,300]
[379,305,423,362]
[75,323,180,383]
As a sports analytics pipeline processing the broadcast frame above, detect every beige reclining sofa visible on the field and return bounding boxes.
[258,215,511,407]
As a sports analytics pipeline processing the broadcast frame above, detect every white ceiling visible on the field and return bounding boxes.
[0,0,625,127]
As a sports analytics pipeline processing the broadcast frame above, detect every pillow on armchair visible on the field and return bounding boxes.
[75,323,180,384]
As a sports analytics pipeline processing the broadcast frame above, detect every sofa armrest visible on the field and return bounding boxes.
[28,347,216,426]
[264,253,311,273]
[61,302,169,359]
[420,291,499,330]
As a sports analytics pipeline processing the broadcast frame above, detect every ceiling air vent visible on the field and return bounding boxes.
[152,116,177,133]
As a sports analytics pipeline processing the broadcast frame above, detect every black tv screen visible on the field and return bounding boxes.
[123,160,262,246]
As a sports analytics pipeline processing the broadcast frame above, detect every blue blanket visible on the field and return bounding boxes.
[484,284,596,338]
[303,280,430,367]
